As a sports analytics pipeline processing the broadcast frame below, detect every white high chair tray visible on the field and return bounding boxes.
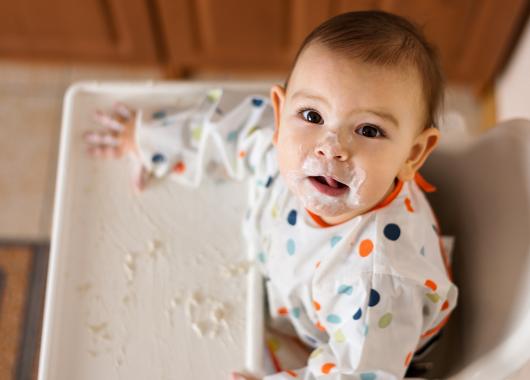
[39,81,271,380]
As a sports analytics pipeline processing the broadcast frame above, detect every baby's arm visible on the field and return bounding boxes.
[84,89,274,191]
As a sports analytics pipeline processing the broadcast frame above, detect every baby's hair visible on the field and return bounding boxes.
[286,10,444,130]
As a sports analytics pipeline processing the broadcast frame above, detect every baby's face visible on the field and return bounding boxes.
[271,43,439,224]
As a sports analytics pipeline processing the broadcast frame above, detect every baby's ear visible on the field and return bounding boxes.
[270,84,286,145]
[398,127,440,181]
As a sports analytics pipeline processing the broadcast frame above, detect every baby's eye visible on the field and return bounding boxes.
[300,109,323,124]
[356,124,384,138]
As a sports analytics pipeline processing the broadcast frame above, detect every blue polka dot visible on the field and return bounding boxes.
[287,210,297,226]
[360,373,377,380]
[338,285,353,295]
[368,289,380,307]
[152,110,166,119]
[258,252,266,263]
[251,98,264,107]
[227,130,238,142]
[330,236,342,247]
[265,176,273,188]
[151,153,166,163]
[383,223,401,241]
[291,307,301,319]
[286,239,296,255]
[326,314,342,324]
[353,308,362,320]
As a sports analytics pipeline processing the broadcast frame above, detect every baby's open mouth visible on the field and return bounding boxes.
[308,176,349,196]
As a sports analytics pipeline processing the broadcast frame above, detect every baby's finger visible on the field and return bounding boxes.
[83,131,120,147]
[93,110,125,132]
[112,102,134,120]
[86,145,104,158]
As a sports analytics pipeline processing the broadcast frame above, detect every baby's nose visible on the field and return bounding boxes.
[314,140,349,161]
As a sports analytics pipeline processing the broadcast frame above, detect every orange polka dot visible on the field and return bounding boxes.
[315,260,321,269]
[239,150,246,158]
[277,307,288,316]
[404,197,414,212]
[173,161,186,174]
[285,370,298,378]
[424,279,438,291]
[405,351,413,367]
[321,362,336,374]
[313,300,321,311]
[359,239,374,257]
[315,321,326,332]
[441,300,449,311]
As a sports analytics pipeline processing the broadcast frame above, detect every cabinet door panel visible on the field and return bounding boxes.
[0,0,159,63]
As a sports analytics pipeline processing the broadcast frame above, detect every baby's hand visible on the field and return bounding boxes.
[231,371,261,380]
[84,102,150,191]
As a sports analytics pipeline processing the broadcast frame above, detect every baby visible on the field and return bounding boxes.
[86,10,457,380]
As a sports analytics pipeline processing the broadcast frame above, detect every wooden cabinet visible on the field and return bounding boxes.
[0,0,528,91]
[0,0,159,63]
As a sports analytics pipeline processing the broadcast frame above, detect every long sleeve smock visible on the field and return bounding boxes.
[133,88,458,380]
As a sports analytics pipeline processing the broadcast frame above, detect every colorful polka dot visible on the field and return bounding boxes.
[291,307,301,318]
[426,293,440,303]
[326,314,342,324]
[315,321,326,331]
[368,289,381,307]
[265,176,273,188]
[252,97,264,107]
[257,251,266,263]
[152,110,166,119]
[315,261,321,268]
[191,126,202,141]
[172,161,186,174]
[271,205,278,219]
[425,279,438,291]
[404,197,414,212]
[338,284,353,295]
[227,130,238,142]
[286,239,296,255]
[383,223,401,241]
[441,300,450,311]
[207,89,222,101]
[353,308,362,320]
[277,307,288,316]
[330,236,342,247]
[360,373,377,380]
[313,300,321,311]
[359,239,374,257]
[405,352,413,367]
[309,347,323,358]
[287,210,297,226]
[378,312,393,328]
[246,125,259,136]
[363,324,369,336]
[239,150,246,158]
[321,363,336,374]
[151,153,166,163]
[420,246,425,256]
[334,329,346,343]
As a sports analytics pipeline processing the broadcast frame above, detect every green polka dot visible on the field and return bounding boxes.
[334,329,346,343]
[258,252,266,263]
[378,313,393,328]
[191,126,203,141]
[426,293,440,303]
[310,347,323,359]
